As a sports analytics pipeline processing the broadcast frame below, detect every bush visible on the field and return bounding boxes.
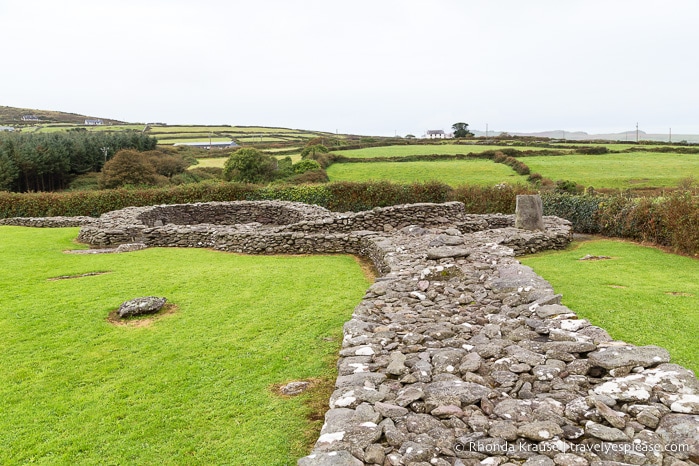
[575,146,609,155]
[287,169,329,184]
[300,144,329,159]
[292,159,321,174]
[99,150,165,189]
[527,173,543,183]
[223,148,278,183]
[554,180,579,194]
[542,193,602,233]
[451,184,533,214]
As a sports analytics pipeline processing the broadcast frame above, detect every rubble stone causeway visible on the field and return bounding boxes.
[3,201,697,466]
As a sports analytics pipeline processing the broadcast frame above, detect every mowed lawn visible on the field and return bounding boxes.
[0,227,370,465]
[524,152,699,188]
[332,144,560,158]
[520,239,699,373]
[326,159,527,186]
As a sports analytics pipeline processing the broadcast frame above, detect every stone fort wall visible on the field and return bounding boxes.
[2,201,696,466]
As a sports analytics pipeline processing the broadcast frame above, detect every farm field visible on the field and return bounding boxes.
[523,152,699,188]
[27,124,146,133]
[520,239,699,373]
[332,144,562,158]
[159,137,234,145]
[326,159,527,186]
[0,227,370,465]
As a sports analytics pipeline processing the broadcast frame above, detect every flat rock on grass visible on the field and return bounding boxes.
[118,297,167,318]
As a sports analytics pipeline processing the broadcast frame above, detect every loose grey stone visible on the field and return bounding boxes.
[656,414,699,461]
[117,296,166,318]
[517,421,564,441]
[523,455,555,466]
[280,381,310,396]
[374,402,409,419]
[585,421,629,442]
[588,345,671,369]
[426,246,471,260]
[298,451,363,466]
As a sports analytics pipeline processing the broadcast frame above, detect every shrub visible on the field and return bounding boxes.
[575,146,609,155]
[223,148,278,183]
[527,173,543,183]
[492,152,507,163]
[99,150,164,189]
[541,193,601,233]
[143,150,190,178]
[300,144,329,159]
[451,184,532,214]
[287,169,329,184]
[292,159,322,174]
[554,180,578,194]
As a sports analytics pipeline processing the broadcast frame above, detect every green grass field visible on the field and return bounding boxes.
[326,159,527,186]
[520,239,699,373]
[0,227,370,465]
[524,152,699,189]
[331,144,563,158]
[158,137,234,145]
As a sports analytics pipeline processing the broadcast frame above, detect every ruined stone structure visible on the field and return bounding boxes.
[3,200,697,465]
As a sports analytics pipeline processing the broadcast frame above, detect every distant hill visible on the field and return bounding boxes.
[471,129,699,143]
[0,105,127,125]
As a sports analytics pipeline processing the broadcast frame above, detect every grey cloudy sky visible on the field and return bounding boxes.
[2,0,698,136]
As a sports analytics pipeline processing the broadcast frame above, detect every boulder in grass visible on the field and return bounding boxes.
[117,297,167,318]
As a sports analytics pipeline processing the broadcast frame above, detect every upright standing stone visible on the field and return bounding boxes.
[515,194,544,230]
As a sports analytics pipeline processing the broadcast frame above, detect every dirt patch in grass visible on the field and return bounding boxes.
[627,178,651,184]
[608,284,628,289]
[269,376,337,452]
[353,255,378,282]
[106,303,178,327]
[666,291,694,297]
[48,271,111,281]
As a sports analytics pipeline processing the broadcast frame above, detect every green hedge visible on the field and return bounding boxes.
[543,192,699,255]
[0,181,510,218]
[542,193,601,233]
[3,182,696,255]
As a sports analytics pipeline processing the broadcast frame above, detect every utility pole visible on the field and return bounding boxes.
[636,122,639,143]
[669,128,672,143]
[486,123,488,140]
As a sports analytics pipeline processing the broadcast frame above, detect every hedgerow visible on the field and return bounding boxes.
[2,182,696,255]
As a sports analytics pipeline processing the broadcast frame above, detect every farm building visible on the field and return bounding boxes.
[425,129,451,139]
[173,141,239,150]
[84,119,104,125]
[21,115,39,122]
[0,126,15,132]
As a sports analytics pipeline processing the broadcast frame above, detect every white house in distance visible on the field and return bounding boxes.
[84,119,104,125]
[0,126,15,132]
[21,115,40,122]
[424,129,453,139]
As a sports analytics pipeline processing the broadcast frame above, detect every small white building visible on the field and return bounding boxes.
[0,126,15,132]
[425,129,453,139]
[84,119,104,125]
[21,115,40,122]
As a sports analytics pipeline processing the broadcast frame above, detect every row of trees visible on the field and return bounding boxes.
[0,131,157,192]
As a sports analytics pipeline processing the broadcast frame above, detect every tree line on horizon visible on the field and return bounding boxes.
[0,131,156,192]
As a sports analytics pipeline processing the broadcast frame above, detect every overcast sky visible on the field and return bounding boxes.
[2,0,698,136]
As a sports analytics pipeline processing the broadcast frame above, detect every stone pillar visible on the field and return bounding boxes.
[515,194,544,230]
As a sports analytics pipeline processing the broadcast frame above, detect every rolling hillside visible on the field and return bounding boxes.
[0,105,126,125]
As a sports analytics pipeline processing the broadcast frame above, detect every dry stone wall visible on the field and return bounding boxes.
[4,201,697,465]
